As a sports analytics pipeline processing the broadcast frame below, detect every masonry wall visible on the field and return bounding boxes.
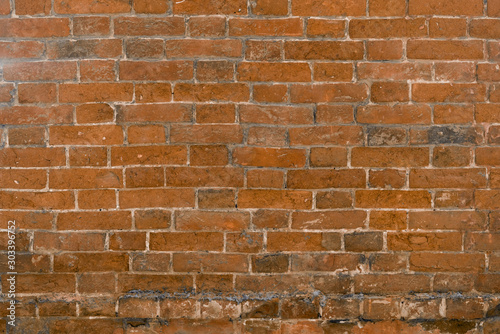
[0,0,499,333]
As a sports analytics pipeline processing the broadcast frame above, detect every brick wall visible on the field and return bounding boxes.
[0,0,499,332]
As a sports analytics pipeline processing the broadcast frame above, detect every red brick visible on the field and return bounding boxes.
[370,0,406,16]
[292,0,366,16]
[233,147,306,168]
[409,0,483,15]
[109,231,146,250]
[125,167,164,188]
[316,105,354,124]
[434,105,474,124]
[367,40,403,60]
[358,62,432,80]
[408,40,484,60]
[1,106,72,126]
[114,16,184,36]
[120,189,194,208]
[410,253,485,272]
[76,103,114,124]
[247,169,284,188]
[165,167,243,187]
[3,61,76,81]
[166,39,242,58]
[0,84,14,103]
[174,84,249,102]
[477,147,500,166]
[289,125,363,145]
[69,147,107,166]
[128,125,166,144]
[111,145,187,165]
[229,18,303,36]
[316,191,353,209]
[73,16,110,36]
[247,126,287,146]
[117,103,191,123]
[17,83,57,103]
[252,0,288,15]
[196,104,235,123]
[197,60,234,82]
[54,0,131,13]
[371,81,409,102]
[0,18,70,37]
[0,191,74,210]
[345,232,383,252]
[287,169,366,188]
[238,62,311,82]
[410,168,486,189]
[370,211,406,230]
[125,38,163,58]
[119,298,157,318]
[54,252,129,272]
[189,16,226,37]
[80,60,116,82]
[171,124,243,143]
[134,0,168,13]
[173,253,248,273]
[350,18,427,38]
[292,211,366,229]
[198,189,235,208]
[78,189,116,209]
[354,274,431,294]
[135,209,171,229]
[388,232,462,251]
[313,63,353,82]
[310,147,347,167]
[245,40,282,60]
[50,125,123,145]
[47,39,121,59]
[175,211,249,231]
[470,19,500,39]
[285,41,364,60]
[476,190,500,209]
[174,0,246,14]
[132,253,171,272]
[0,211,53,230]
[253,84,288,102]
[0,0,9,14]
[307,19,346,38]
[291,83,368,103]
[59,83,133,103]
[0,169,46,189]
[352,147,429,167]
[34,232,105,251]
[240,105,312,125]
[4,274,75,293]
[253,210,289,229]
[227,232,264,253]
[0,147,65,167]
[190,145,229,166]
[0,41,45,59]
[8,127,45,146]
[412,83,486,102]
[238,189,312,209]
[369,169,406,189]
[57,211,132,230]
[151,232,223,251]
[356,190,432,208]
[430,18,467,38]
[119,60,192,80]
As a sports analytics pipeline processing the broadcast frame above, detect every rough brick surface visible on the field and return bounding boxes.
[0,0,499,332]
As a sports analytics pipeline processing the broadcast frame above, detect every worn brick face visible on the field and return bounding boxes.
[2,0,499,332]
